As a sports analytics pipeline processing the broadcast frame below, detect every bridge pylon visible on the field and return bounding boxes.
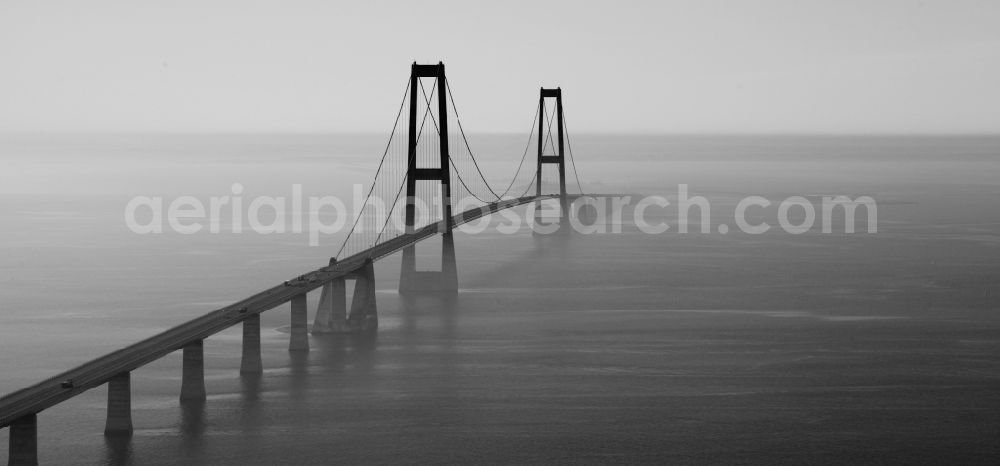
[399,62,459,293]
[534,87,570,234]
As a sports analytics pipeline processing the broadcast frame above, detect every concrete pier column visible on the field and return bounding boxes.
[399,244,417,292]
[7,413,37,466]
[440,231,459,289]
[240,314,263,374]
[313,282,332,332]
[104,372,133,436]
[348,260,378,332]
[399,233,458,293]
[289,294,309,351]
[313,277,348,333]
[180,340,206,402]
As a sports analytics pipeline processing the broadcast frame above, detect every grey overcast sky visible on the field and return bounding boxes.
[1,0,998,134]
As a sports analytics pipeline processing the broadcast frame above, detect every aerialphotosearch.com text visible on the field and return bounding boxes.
[124,183,878,246]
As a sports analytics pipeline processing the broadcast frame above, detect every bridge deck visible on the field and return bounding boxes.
[0,194,558,428]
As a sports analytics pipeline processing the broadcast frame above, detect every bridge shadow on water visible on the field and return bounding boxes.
[398,292,458,343]
[461,229,575,290]
[102,434,134,466]
[179,400,208,458]
[102,399,209,465]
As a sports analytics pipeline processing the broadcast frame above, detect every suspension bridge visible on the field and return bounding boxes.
[1,62,589,465]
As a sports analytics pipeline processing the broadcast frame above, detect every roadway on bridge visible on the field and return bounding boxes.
[0,194,559,428]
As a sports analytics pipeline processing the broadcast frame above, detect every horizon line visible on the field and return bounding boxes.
[2,130,999,138]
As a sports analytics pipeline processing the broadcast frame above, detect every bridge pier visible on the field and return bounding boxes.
[533,87,571,236]
[240,314,263,374]
[289,294,309,351]
[347,260,378,332]
[313,277,349,333]
[399,231,458,293]
[104,372,133,436]
[7,413,37,466]
[180,340,206,402]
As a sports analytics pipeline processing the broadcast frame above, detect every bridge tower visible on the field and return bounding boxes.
[535,87,569,232]
[399,62,459,293]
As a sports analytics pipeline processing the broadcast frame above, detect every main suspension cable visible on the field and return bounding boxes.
[561,107,585,195]
[497,101,540,198]
[445,81,503,201]
[336,78,410,258]
[372,77,439,251]
[414,82,492,205]
[515,171,538,198]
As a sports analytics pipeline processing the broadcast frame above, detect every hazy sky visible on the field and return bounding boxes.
[1,0,998,133]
